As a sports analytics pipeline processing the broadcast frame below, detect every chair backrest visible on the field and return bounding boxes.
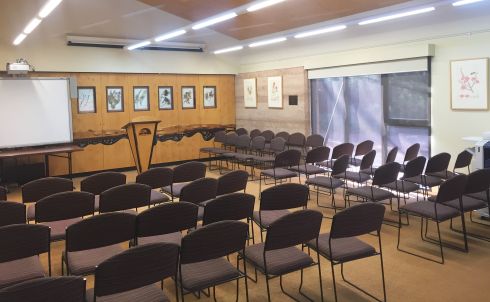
[93,243,179,298]
[260,130,275,143]
[213,130,227,144]
[402,156,426,179]
[80,172,126,195]
[0,224,50,263]
[331,143,354,160]
[172,161,207,183]
[235,134,251,149]
[65,212,135,252]
[179,178,218,205]
[269,137,286,153]
[454,150,473,171]
[0,277,86,302]
[22,177,73,204]
[287,132,306,148]
[403,143,420,163]
[435,174,467,204]
[331,154,350,177]
[250,136,266,151]
[464,168,490,195]
[359,149,376,171]
[354,140,374,157]
[260,183,309,211]
[217,170,249,196]
[250,129,261,138]
[274,149,301,168]
[372,162,401,186]
[99,183,151,213]
[224,132,239,148]
[305,146,330,164]
[136,167,173,189]
[425,152,451,174]
[0,201,26,227]
[330,203,385,239]
[180,220,248,264]
[275,131,290,141]
[265,209,322,251]
[136,202,197,239]
[0,186,6,201]
[305,134,324,148]
[202,193,255,226]
[235,128,248,136]
[35,191,94,223]
[386,146,399,164]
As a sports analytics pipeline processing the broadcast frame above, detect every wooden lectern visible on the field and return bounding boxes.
[122,117,161,174]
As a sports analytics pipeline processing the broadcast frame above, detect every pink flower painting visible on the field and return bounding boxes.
[458,68,480,99]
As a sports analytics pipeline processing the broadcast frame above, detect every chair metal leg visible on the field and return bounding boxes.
[339,262,386,302]
[265,276,272,302]
[330,261,338,302]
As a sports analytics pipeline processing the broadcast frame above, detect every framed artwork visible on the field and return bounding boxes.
[181,86,196,109]
[243,78,257,108]
[203,86,217,108]
[133,86,149,111]
[106,86,124,112]
[77,86,96,113]
[158,86,173,110]
[267,76,283,108]
[450,58,488,110]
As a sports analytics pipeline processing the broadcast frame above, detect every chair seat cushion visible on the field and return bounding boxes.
[346,186,394,201]
[383,180,419,193]
[317,161,333,169]
[261,168,297,179]
[443,196,488,212]
[86,285,169,302]
[342,171,371,183]
[307,233,376,262]
[290,165,326,175]
[350,158,362,166]
[200,147,226,155]
[305,176,344,189]
[426,170,451,179]
[162,182,188,198]
[252,210,290,228]
[66,244,123,276]
[404,175,443,188]
[241,243,313,276]
[466,191,488,201]
[0,256,45,288]
[251,155,275,163]
[400,201,460,222]
[180,258,239,292]
[150,190,170,205]
[137,232,182,247]
[41,217,82,241]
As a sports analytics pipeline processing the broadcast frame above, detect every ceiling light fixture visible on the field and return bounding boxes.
[452,0,485,6]
[39,0,63,18]
[13,34,27,46]
[127,40,151,50]
[358,7,435,25]
[192,12,238,30]
[249,37,287,48]
[214,46,243,54]
[154,29,187,42]
[294,25,347,38]
[246,0,286,12]
[23,18,42,34]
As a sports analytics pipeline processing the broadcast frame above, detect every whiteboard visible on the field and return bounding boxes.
[0,78,73,149]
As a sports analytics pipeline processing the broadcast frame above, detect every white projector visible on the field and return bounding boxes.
[6,62,30,74]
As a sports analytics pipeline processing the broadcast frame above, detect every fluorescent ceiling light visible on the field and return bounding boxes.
[294,25,347,38]
[127,40,151,50]
[452,0,484,6]
[192,12,238,30]
[39,0,63,18]
[249,37,287,47]
[358,7,435,25]
[154,29,186,42]
[13,34,27,45]
[23,18,42,34]
[247,0,285,12]
[214,46,243,54]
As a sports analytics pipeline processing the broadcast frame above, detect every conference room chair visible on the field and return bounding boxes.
[222,134,252,171]
[262,136,287,157]
[0,276,86,302]
[287,132,307,153]
[259,149,301,191]
[80,171,126,212]
[199,131,230,171]
[249,135,266,155]
[0,186,6,201]
[178,221,249,302]
[249,129,261,139]
[253,183,309,242]
[318,143,354,170]
[135,167,172,205]
[0,201,26,227]
[0,224,51,288]
[216,170,249,196]
[400,143,420,173]
[89,243,179,302]
[350,140,374,166]
[369,146,398,176]
[35,191,94,242]
[22,177,74,221]
[275,131,290,142]
[62,212,135,276]
[162,161,206,202]
[305,154,349,216]
[222,132,239,152]
[290,146,330,179]
[305,134,325,152]
[428,149,473,179]
[341,150,376,187]
[260,130,275,146]
[398,174,468,264]
[240,210,324,302]
[253,138,287,171]
[404,152,451,198]
[98,183,151,214]
[236,127,248,136]
[135,201,198,247]
[179,177,218,220]
[307,203,387,302]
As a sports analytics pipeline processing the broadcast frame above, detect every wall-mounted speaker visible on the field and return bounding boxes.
[289,95,298,105]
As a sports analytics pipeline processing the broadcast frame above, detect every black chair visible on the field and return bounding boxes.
[252,138,287,174]
[350,140,374,166]
[305,134,325,151]
[135,167,172,205]
[249,136,266,155]
[262,136,287,157]
[400,143,420,172]
[259,149,301,192]
[216,170,249,196]
[404,153,450,198]
[383,156,426,207]
[80,172,126,212]
[178,221,249,302]
[250,129,261,139]
[0,276,86,302]
[98,183,151,214]
[275,131,290,142]
[260,130,275,146]
[428,150,473,179]
[0,187,6,201]
[398,174,468,264]
[318,143,354,170]
[0,201,26,227]
[236,128,248,136]
[199,131,232,171]
[287,132,306,153]
[341,150,376,187]
[222,135,253,171]
[307,203,387,302]
[369,146,398,176]
[0,224,51,288]
[290,146,329,179]
[241,210,324,302]
[179,178,218,220]
[89,243,179,302]
[162,161,207,201]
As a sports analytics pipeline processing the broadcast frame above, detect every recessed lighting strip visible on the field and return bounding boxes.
[127,40,151,50]
[214,46,244,54]
[453,0,485,6]
[192,12,238,30]
[358,7,435,25]
[249,37,287,48]
[247,0,286,12]
[294,25,347,38]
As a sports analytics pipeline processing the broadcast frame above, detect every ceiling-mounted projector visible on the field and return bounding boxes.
[6,58,34,74]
